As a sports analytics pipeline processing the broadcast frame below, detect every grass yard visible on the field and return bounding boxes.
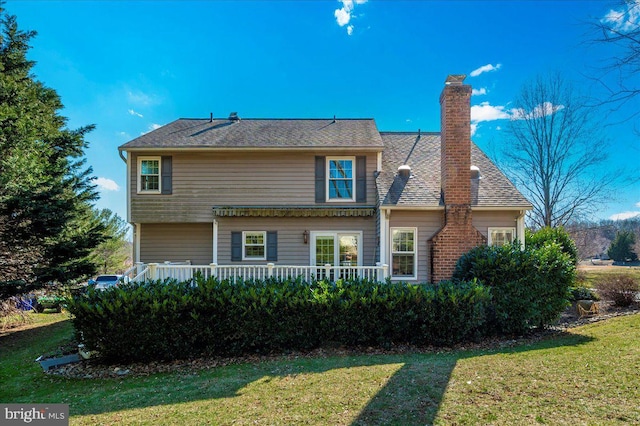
[1,312,639,425]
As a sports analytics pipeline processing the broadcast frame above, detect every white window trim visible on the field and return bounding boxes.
[309,231,363,266]
[137,156,161,194]
[488,227,516,247]
[390,227,417,280]
[326,156,356,202]
[242,231,267,261]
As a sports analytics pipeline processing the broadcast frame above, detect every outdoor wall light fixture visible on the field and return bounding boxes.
[303,230,309,244]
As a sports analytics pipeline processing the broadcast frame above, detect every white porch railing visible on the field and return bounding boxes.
[126,262,389,283]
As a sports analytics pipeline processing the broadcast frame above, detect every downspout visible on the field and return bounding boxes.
[118,149,127,163]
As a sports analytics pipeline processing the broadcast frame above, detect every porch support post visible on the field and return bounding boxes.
[379,209,390,268]
[267,263,275,278]
[212,219,218,264]
[210,263,218,280]
[149,263,158,280]
[517,210,526,250]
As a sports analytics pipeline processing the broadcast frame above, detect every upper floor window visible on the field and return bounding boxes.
[327,157,355,201]
[488,227,516,247]
[391,228,417,279]
[138,157,161,193]
[243,231,266,260]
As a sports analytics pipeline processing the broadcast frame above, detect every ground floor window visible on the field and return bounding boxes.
[243,231,266,260]
[488,227,516,247]
[391,228,416,279]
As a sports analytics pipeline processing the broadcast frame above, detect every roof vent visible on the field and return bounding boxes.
[470,165,481,179]
[398,164,412,178]
[229,112,240,121]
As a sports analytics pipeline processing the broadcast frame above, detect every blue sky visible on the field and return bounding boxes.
[7,0,639,223]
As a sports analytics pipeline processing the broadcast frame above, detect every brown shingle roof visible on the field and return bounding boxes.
[377,132,532,209]
[119,118,384,150]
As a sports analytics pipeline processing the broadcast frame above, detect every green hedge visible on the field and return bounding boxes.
[453,242,574,335]
[66,277,491,362]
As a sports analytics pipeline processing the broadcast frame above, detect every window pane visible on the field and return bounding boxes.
[490,229,515,247]
[392,254,414,277]
[141,160,159,175]
[339,235,358,266]
[329,179,353,199]
[141,175,159,191]
[392,230,414,253]
[245,233,264,245]
[315,236,334,266]
[329,160,353,179]
[245,246,265,258]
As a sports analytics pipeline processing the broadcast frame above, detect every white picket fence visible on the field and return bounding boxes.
[124,262,389,284]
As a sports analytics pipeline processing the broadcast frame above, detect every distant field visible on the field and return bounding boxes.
[577,263,640,287]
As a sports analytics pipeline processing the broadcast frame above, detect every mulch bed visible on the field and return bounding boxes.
[45,302,640,380]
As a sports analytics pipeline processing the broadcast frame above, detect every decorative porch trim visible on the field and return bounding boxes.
[212,205,376,218]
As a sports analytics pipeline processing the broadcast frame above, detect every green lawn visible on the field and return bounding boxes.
[1,312,639,425]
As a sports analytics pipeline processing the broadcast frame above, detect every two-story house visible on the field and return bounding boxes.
[118,75,531,283]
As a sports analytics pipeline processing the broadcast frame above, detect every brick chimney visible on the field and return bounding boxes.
[430,75,486,283]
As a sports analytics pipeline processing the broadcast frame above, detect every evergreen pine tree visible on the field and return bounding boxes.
[0,4,104,297]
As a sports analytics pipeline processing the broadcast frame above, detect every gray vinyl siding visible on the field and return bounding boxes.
[140,223,213,265]
[130,151,379,223]
[216,216,377,266]
[388,210,443,283]
[472,210,520,239]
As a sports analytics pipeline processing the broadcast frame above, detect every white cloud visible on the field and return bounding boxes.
[127,90,155,106]
[602,0,640,32]
[470,102,511,123]
[472,87,487,96]
[511,102,564,120]
[92,177,120,192]
[334,0,367,35]
[609,211,640,221]
[128,109,143,118]
[118,131,131,139]
[636,201,640,208]
[140,123,163,136]
[469,63,502,77]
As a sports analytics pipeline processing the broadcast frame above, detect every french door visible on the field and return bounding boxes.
[310,232,362,279]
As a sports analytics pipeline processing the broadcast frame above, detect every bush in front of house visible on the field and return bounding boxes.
[594,273,639,307]
[526,226,579,265]
[66,276,491,362]
[453,242,575,335]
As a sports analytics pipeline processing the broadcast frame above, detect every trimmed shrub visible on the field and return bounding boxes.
[66,276,491,362]
[594,274,639,307]
[569,286,599,302]
[453,242,574,335]
[526,226,579,265]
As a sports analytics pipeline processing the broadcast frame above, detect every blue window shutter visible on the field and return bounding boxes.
[356,156,366,202]
[266,231,278,261]
[231,232,242,261]
[161,156,172,195]
[315,156,326,203]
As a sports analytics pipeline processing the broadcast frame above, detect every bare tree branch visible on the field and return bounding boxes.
[505,73,618,228]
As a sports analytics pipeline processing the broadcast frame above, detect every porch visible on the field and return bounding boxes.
[125,262,390,283]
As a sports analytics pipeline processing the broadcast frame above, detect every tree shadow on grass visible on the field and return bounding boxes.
[352,331,593,425]
[0,319,594,425]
